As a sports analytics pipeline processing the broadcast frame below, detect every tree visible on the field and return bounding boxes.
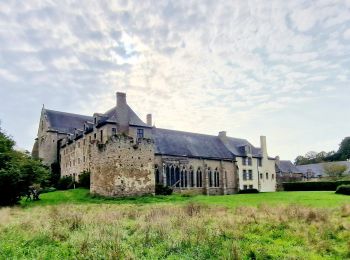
[323,163,347,179]
[295,155,309,165]
[0,125,50,206]
[337,137,350,161]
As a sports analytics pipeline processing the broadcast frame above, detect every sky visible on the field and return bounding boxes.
[0,0,349,161]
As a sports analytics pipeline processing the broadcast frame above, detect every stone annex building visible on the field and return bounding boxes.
[32,92,276,196]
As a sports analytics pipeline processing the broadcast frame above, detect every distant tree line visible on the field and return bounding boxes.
[295,137,350,165]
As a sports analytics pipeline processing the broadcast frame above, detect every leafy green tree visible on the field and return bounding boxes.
[338,137,350,161]
[0,125,50,206]
[323,163,347,179]
[78,170,90,189]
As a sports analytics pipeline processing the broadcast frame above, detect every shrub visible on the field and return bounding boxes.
[335,185,350,195]
[78,170,90,189]
[283,180,350,191]
[41,187,57,194]
[238,189,259,194]
[0,126,50,205]
[155,184,173,195]
[57,176,74,190]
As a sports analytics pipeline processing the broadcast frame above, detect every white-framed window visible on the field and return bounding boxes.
[137,128,144,139]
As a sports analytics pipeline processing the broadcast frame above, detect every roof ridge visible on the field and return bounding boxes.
[154,127,221,139]
[44,108,92,118]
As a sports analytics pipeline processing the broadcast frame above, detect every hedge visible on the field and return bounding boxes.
[335,185,350,195]
[238,189,259,194]
[282,180,350,191]
[155,184,173,195]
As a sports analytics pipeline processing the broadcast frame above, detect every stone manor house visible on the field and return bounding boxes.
[32,92,276,196]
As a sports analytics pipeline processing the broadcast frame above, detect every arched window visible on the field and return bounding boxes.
[196,168,202,187]
[170,165,176,186]
[180,167,187,187]
[214,168,220,187]
[266,172,269,180]
[208,168,213,187]
[166,165,171,186]
[175,166,180,187]
[155,165,160,184]
[190,167,194,187]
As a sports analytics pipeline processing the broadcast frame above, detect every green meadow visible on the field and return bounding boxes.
[0,189,349,259]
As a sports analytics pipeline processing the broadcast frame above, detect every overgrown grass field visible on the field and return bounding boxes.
[0,189,349,259]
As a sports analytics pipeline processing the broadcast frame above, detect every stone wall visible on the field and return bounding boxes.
[154,156,238,195]
[34,109,64,166]
[236,156,276,192]
[90,135,155,197]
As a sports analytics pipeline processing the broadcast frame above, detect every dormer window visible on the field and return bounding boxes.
[94,117,97,125]
[245,145,252,154]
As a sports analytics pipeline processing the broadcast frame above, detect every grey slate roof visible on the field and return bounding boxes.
[45,109,92,134]
[276,160,302,174]
[45,104,148,134]
[223,137,262,157]
[104,105,149,127]
[296,161,350,177]
[44,106,266,161]
[153,128,233,160]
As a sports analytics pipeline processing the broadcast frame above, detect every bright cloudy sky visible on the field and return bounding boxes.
[0,0,349,161]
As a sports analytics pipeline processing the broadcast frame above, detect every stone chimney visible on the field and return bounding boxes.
[260,136,268,158]
[116,92,129,133]
[218,131,227,138]
[146,114,152,127]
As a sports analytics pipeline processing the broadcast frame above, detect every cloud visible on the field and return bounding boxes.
[0,0,349,160]
[343,28,350,40]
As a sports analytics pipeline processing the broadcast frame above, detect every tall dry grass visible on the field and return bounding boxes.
[0,203,349,259]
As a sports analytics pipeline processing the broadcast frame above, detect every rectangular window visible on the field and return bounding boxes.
[83,156,85,162]
[243,185,248,190]
[83,139,86,146]
[258,158,262,167]
[242,157,246,166]
[260,173,263,179]
[78,142,80,148]
[266,172,269,179]
[248,170,253,180]
[249,185,253,189]
[112,128,116,135]
[243,170,247,180]
[78,158,80,164]
[248,157,252,166]
[137,128,144,139]
[100,130,103,142]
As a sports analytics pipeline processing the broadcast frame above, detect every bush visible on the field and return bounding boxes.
[78,170,90,189]
[57,176,74,190]
[0,125,50,205]
[335,185,350,195]
[238,189,260,194]
[41,187,57,194]
[283,180,350,191]
[155,184,173,195]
